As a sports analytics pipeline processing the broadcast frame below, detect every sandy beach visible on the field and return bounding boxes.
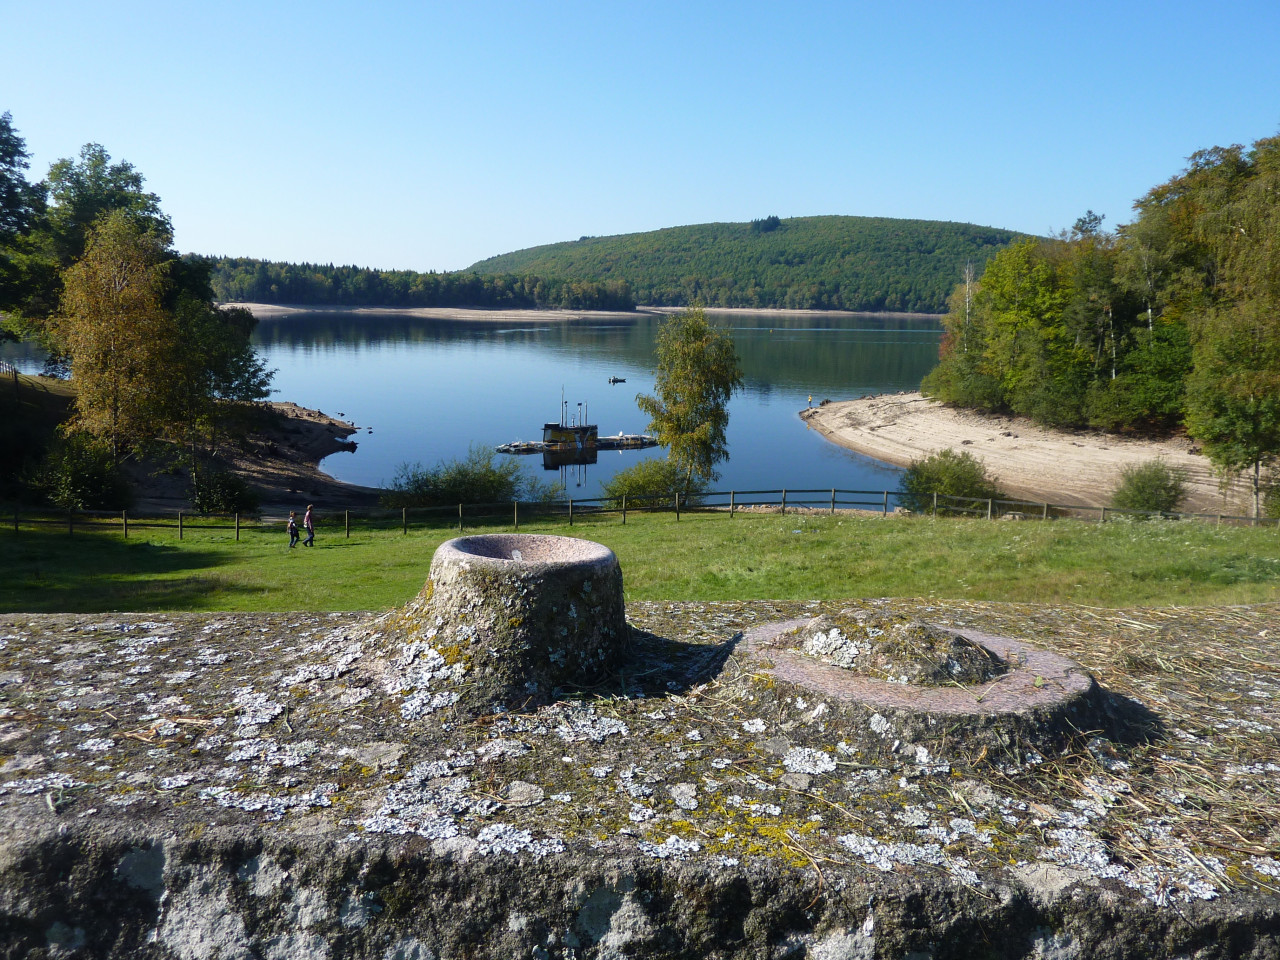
[230,303,666,322]
[231,303,941,323]
[802,392,1252,515]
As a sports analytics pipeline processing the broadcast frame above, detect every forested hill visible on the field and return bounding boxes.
[204,259,636,312]
[466,216,1023,313]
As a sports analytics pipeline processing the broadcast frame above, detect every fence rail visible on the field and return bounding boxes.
[3,488,1277,540]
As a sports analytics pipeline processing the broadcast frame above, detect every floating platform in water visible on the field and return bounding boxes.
[495,433,658,455]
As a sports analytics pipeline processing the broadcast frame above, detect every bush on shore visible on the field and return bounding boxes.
[193,469,261,515]
[29,431,133,510]
[1109,460,1187,516]
[897,448,1003,515]
[382,446,561,508]
[601,456,706,508]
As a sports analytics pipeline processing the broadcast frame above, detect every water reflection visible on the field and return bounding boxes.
[2,310,943,498]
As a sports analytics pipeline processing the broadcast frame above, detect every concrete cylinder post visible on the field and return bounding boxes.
[417,534,628,714]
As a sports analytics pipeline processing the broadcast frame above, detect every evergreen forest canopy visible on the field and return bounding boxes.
[206,258,636,312]
[468,216,1022,313]
[922,132,1280,515]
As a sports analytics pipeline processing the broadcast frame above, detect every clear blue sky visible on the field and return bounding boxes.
[6,1,1279,272]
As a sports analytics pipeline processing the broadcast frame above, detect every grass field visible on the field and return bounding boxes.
[4,508,1280,613]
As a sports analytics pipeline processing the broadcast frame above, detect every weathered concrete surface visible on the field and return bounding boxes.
[1,601,1278,959]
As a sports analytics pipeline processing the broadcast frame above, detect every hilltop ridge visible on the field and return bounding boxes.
[468,215,1024,313]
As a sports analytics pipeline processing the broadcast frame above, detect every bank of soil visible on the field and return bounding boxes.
[802,392,1250,515]
[127,401,382,516]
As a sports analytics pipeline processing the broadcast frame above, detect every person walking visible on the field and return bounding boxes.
[302,504,315,547]
[287,511,299,548]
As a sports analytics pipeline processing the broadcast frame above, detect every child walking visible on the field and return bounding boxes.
[287,511,299,548]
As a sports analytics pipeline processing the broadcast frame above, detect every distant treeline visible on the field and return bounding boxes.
[204,257,636,311]
[467,216,1023,313]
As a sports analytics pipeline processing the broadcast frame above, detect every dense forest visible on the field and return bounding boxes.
[205,258,636,311]
[923,132,1280,515]
[468,216,1022,313]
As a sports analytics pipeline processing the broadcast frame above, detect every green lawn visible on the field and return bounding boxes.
[4,509,1280,613]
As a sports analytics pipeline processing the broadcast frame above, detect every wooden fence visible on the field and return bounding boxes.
[4,488,1277,540]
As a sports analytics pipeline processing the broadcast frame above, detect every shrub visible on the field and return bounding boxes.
[1265,479,1280,519]
[897,448,1003,515]
[193,470,260,515]
[1109,460,1187,516]
[601,456,706,508]
[31,432,132,510]
[382,445,561,507]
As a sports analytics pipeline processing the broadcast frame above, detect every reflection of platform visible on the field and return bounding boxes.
[542,447,597,470]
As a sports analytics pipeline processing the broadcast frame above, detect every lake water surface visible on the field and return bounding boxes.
[3,311,943,499]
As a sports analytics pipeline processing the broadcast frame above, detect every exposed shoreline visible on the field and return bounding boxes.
[228,302,942,322]
[801,392,1251,515]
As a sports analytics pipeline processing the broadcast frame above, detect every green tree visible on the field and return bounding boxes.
[635,306,743,491]
[43,143,170,267]
[0,111,37,243]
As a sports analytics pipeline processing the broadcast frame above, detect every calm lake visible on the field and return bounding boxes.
[3,311,944,499]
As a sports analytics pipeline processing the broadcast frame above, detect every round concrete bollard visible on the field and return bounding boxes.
[421,533,628,713]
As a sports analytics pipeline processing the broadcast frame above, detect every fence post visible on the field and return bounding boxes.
[345,510,350,538]
[884,491,890,517]
[729,490,735,517]
[12,507,17,534]
[1042,502,1049,521]
[458,504,463,532]
[1099,506,1106,523]
[831,488,836,514]
[178,511,183,540]
[932,492,938,517]
[235,513,240,541]
[68,509,73,537]
[513,500,519,531]
[568,499,573,526]
[123,510,128,539]
[675,492,680,521]
[781,489,786,515]
[986,499,992,520]
[621,494,626,525]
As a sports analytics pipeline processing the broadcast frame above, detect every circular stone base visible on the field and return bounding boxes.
[417,534,627,714]
[739,617,1103,760]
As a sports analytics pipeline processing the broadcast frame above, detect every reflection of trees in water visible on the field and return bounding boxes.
[252,313,942,396]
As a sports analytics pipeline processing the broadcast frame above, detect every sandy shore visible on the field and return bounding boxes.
[229,303,665,322]
[802,392,1251,515]
[230,303,941,322]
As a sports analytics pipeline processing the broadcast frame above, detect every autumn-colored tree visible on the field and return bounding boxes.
[55,212,173,461]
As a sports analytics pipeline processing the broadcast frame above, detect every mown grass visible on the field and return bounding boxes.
[4,509,1280,613]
